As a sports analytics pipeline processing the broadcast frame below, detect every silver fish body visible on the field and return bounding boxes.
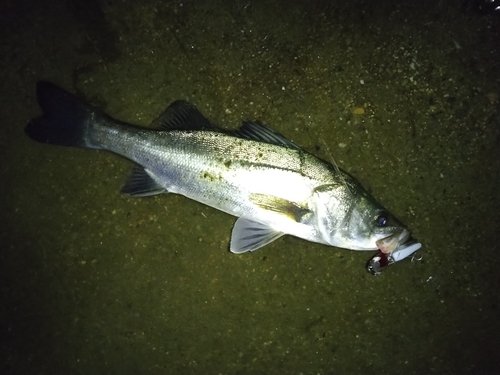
[26,82,420,262]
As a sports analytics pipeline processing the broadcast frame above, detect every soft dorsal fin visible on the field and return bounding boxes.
[150,100,216,131]
[228,121,301,150]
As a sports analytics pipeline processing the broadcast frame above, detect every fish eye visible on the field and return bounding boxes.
[375,214,389,227]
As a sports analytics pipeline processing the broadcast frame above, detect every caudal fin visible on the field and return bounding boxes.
[25,82,103,148]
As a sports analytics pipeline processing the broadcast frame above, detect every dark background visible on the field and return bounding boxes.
[1,0,499,374]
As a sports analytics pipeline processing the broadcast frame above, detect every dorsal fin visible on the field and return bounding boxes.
[150,100,216,131]
[319,139,353,197]
[151,101,301,150]
[228,121,301,150]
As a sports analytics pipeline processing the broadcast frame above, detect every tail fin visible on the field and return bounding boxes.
[25,82,103,149]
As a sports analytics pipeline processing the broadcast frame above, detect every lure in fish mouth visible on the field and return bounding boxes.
[376,229,410,254]
[367,240,422,275]
[25,81,422,273]
[367,219,422,274]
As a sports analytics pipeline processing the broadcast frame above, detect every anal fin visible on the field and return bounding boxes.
[120,165,166,197]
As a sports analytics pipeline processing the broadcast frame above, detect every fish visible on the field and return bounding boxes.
[25,81,421,271]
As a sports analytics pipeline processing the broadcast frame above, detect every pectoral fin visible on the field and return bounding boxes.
[230,217,284,253]
[249,193,311,223]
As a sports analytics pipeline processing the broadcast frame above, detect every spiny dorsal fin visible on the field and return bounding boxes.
[228,121,301,150]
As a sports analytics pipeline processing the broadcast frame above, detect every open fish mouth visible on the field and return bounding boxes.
[376,229,410,254]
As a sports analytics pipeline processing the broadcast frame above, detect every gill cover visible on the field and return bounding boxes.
[311,184,352,245]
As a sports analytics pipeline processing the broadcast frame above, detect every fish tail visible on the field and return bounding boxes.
[25,81,106,149]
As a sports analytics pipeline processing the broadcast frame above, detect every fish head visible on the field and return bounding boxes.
[346,200,410,252]
[313,180,412,252]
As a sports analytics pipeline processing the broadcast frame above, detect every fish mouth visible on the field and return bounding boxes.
[376,229,410,254]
